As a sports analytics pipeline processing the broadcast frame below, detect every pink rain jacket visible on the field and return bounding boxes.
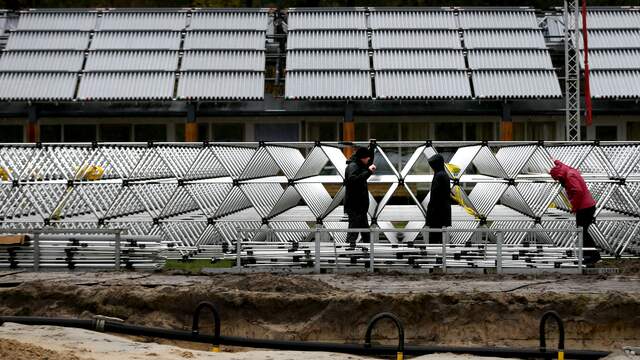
[549,160,596,212]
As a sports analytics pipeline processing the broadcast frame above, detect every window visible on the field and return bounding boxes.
[213,123,244,141]
[0,125,22,142]
[627,123,640,141]
[41,125,62,142]
[435,122,463,140]
[355,122,367,141]
[100,124,131,142]
[513,122,525,140]
[580,126,588,140]
[255,123,298,141]
[401,123,429,141]
[370,123,398,141]
[134,124,166,142]
[64,124,96,142]
[466,122,495,141]
[176,123,209,142]
[595,126,617,141]
[527,122,556,141]
[401,123,429,172]
[307,122,337,141]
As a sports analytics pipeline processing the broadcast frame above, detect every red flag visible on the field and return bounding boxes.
[582,0,593,126]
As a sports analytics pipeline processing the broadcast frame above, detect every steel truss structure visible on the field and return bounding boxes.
[1,141,639,264]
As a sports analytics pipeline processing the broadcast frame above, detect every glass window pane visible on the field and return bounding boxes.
[370,123,398,141]
[41,125,62,142]
[466,122,494,141]
[595,126,617,141]
[513,122,525,141]
[134,124,166,142]
[401,123,429,141]
[255,123,298,141]
[198,123,209,141]
[435,122,463,141]
[627,123,640,141]
[355,122,367,141]
[308,122,337,141]
[100,124,131,142]
[175,123,185,142]
[0,125,23,142]
[65,124,96,142]
[213,123,244,141]
[527,122,555,141]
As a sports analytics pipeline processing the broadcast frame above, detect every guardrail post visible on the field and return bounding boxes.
[370,225,378,273]
[236,238,242,269]
[442,228,449,273]
[315,224,322,274]
[577,226,583,272]
[33,232,40,271]
[496,231,503,274]
[114,231,121,271]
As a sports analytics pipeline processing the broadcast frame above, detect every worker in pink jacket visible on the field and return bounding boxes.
[549,160,600,265]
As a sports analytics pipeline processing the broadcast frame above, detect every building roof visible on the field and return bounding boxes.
[0,6,637,108]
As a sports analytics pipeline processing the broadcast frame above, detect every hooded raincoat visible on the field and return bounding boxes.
[426,154,452,228]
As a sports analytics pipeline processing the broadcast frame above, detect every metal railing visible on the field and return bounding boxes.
[0,228,164,271]
[238,226,585,274]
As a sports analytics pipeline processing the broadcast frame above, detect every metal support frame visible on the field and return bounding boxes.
[114,231,121,270]
[1,141,638,272]
[564,0,582,141]
[235,226,585,272]
[496,231,504,274]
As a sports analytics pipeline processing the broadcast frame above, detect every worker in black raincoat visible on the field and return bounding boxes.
[426,154,452,243]
[344,145,376,246]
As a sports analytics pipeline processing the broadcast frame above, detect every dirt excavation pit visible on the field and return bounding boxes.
[0,270,639,357]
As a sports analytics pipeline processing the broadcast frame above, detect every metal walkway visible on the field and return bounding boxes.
[1,141,639,270]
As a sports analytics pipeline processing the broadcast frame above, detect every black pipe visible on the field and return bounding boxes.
[365,312,404,360]
[191,301,221,351]
[540,311,566,360]
[0,316,609,359]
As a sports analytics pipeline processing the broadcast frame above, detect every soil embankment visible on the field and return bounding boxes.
[0,271,638,353]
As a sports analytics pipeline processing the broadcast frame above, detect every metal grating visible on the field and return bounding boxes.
[288,11,367,30]
[190,11,268,31]
[85,50,179,71]
[0,72,77,100]
[571,10,640,29]
[287,50,369,70]
[458,10,538,29]
[177,72,264,100]
[184,31,265,50]
[99,12,187,30]
[77,72,175,100]
[579,29,640,49]
[284,71,371,99]
[287,30,368,49]
[0,51,84,71]
[472,70,562,98]
[16,12,97,31]
[91,31,181,50]
[582,49,640,70]
[369,10,456,30]
[181,50,264,71]
[6,31,90,50]
[373,49,465,70]
[372,30,461,49]
[375,70,471,99]
[589,70,640,99]
[468,49,554,70]
[463,30,547,49]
